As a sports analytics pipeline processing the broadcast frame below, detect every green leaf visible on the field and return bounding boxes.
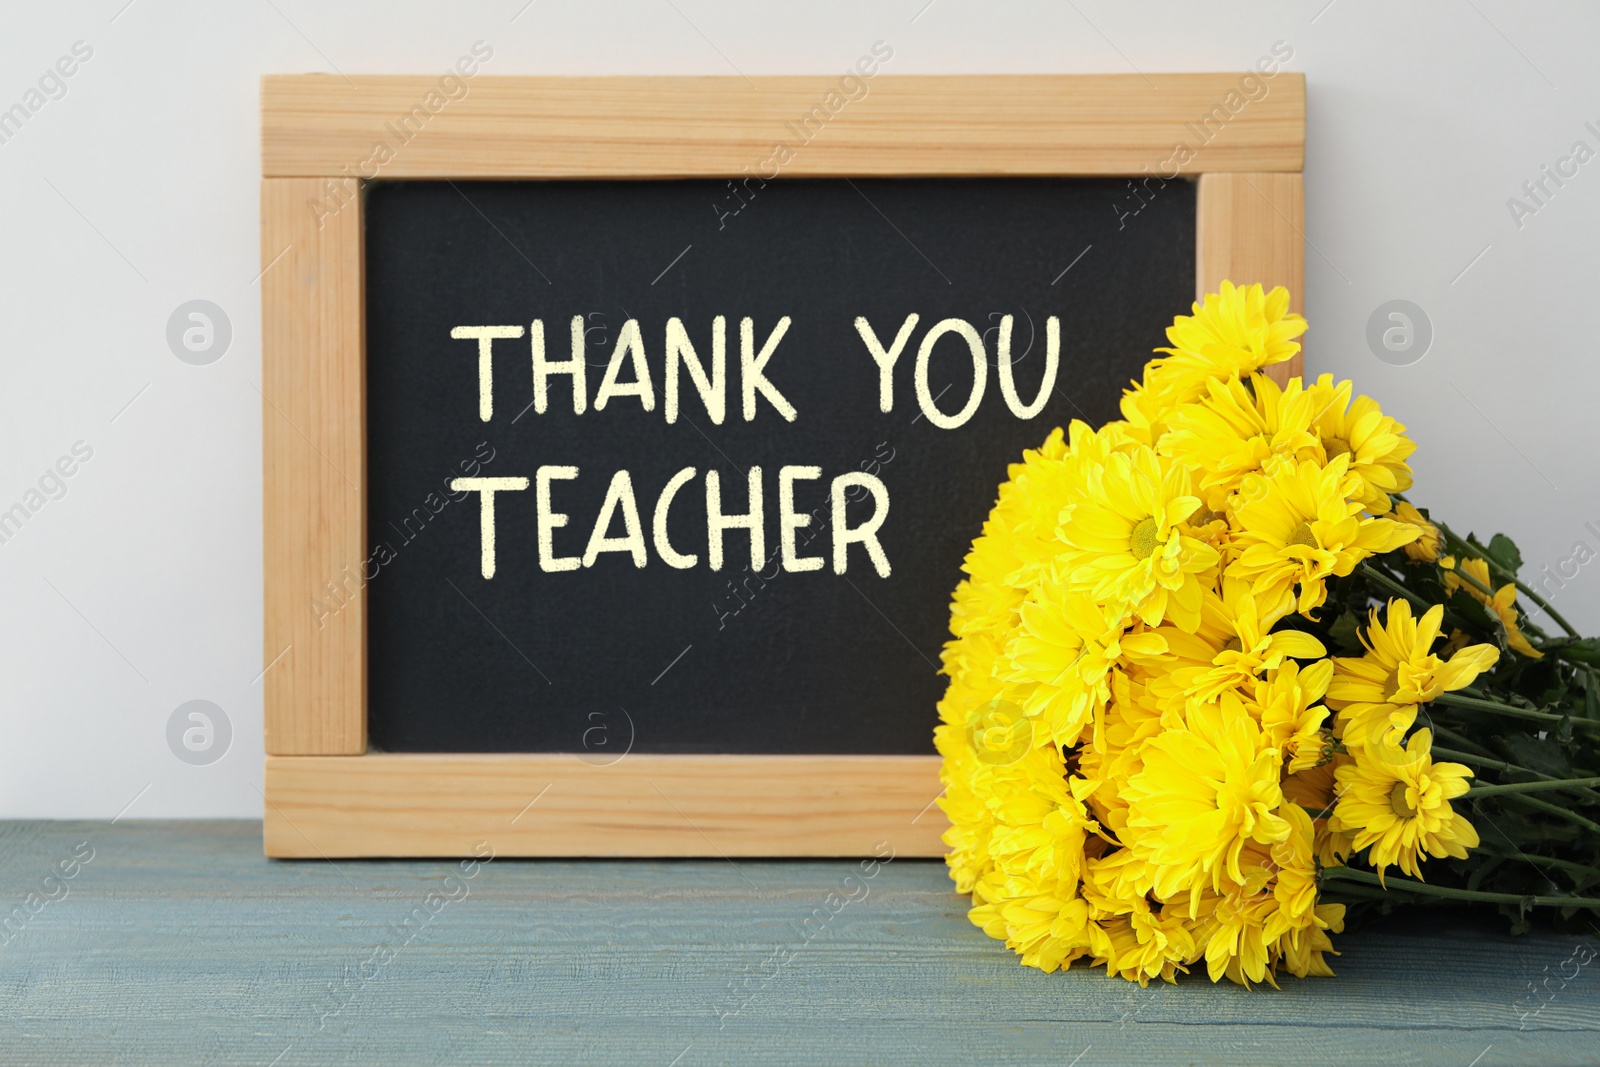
[1408,566,1453,606]
[1467,531,1524,576]
[1495,733,1575,778]
[1447,589,1497,634]
[1499,902,1534,936]
[1487,533,1524,576]
[1327,609,1365,655]
[1467,854,1505,891]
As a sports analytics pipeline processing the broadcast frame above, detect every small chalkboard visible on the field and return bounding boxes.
[260,73,1305,857]
[363,177,1194,755]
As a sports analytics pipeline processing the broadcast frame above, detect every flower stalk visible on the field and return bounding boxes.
[1433,691,1600,734]
[1465,777,1600,799]
[1321,867,1600,910]
[1430,746,1600,805]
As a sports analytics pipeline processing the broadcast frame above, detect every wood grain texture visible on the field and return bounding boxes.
[1195,171,1306,383]
[262,74,1305,178]
[261,179,366,755]
[1,820,1595,1066]
[264,754,947,858]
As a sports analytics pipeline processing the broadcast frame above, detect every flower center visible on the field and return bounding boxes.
[1324,437,1352,460]
[1287,521,1319,550]
[1130,517,1161,560]
[1190,508,1226,526]
[1221,636,1243,654]
[1389,781,1417,818]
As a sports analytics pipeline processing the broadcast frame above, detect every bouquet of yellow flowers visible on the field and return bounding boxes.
[935,281,1600,987]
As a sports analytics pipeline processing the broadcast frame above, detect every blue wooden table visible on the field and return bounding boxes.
[0,821,1595,1065]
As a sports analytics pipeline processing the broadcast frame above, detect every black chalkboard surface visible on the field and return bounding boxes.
[364,177,1194,754]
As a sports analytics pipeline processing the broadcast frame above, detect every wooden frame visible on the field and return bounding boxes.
[261,73,1305,858]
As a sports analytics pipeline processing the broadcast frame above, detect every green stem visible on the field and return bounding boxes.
[1438,523,1580,638]
[1433,692,1600,734]
[1320,866,1600,909]
[1430,746,1600,805]
[1466,776,1600,799]
[1426,724,1497,759]
[1318,882,1398,904]
[1470,845,1600,883]
[1357,562,1479,635]
[1498,793,1600,835]
[1432,745,1523,774]
[1357,563,1434,614]
[1446,560,1500,602]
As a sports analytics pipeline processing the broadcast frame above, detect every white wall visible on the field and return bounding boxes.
[2,0,1595,818]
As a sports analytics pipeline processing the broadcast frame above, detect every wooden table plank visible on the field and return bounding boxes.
[0,821,1594,1065]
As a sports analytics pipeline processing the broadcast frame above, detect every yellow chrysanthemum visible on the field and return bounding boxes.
[947,428,1072,640]
[1001,584,1165,747]
[1196,803,1343,986]
[996,424,1136,592]
[1266,803,1345,980]
[1442,556,1544,659]
[1279,901,1345,980]
[1394,501,1441,562]
[1230,455,1419,616]
[935,283,1526,987]
[1158,374,1321,511]
[1077,670,1165,836]
[949,539,1026,642]
[1118,381,1177,448]
[1088,901,1197,986]
[937,754,998,894]
[986,777,1101,890]
[1246,659,1333,774]
[1123,697,1290,912]
[1124,599,1235,713]
[1327,599,1500,750]
[1304,374,1416,514]
[1332,728,1479,882]
[969,879,1094,974]
[1196,877,1276,987]
[1173,582,1327,704]
[1281,757,1355,867]
[961,696,1036,768]
[1142,281,1308,410]
[1056,445,1219,631]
